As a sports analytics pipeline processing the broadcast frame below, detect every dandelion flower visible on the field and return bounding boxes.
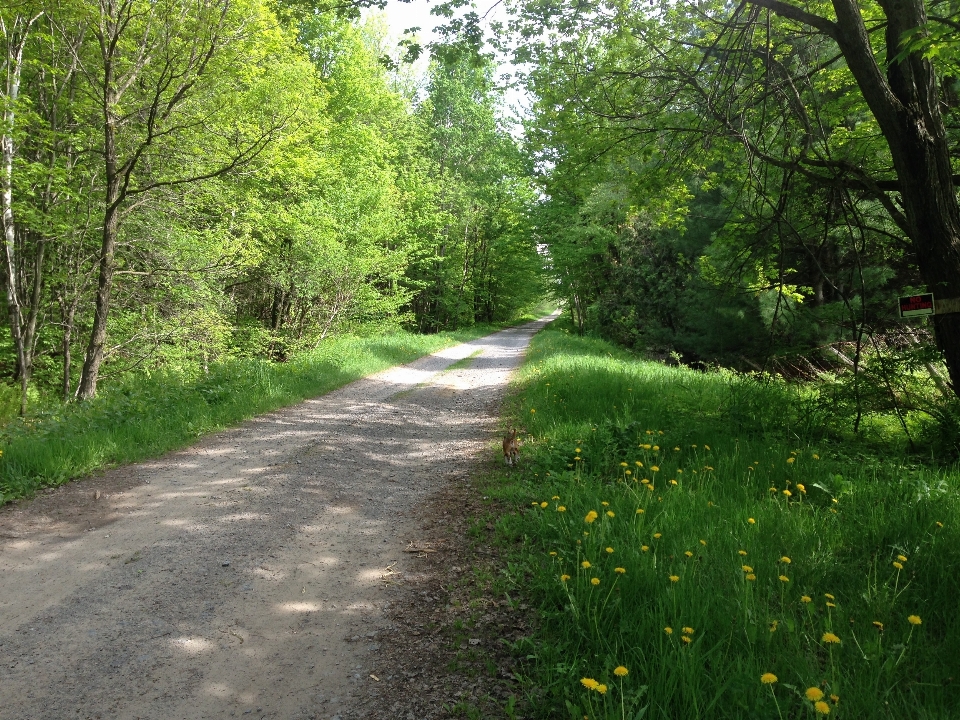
[830,694,839,703]
[674,446,680,451]
[704,445,710,450]
[780,556,791,564]
[585,511,599,524]
[813,454,820,460]
[651,466,660,472]
[670,479,678,486]
[653,445,660,451]
[605,547,614,554]
[682,627,694,635]
[783,490,792,498]
[653,533,662,539]
[580,678,599,690]
[635,461,643,467]
[558,506,567,512]
[615,567,626,574]
[664,627,673,635]
[625,470,632,476]
[614,666,628,677]
[620,462,628,467]
[540,502,549,508]
[738,550,748,556]
[779,575,790,583]
[908,615,922,625]
[814,700,831,715]
[897,554,907,563]
[607,510,615,518]
[549,551,557,556]
[591,577,600,586]
[560,574,571,582]
[684,551,693,558]
[601,501,609,506]
[746,573,756,581]
[636,508,645,514]
[760,673,778,684]
[700,539,707,546]
[681,635,691,644]
[821,632,841,644]
[742,565,754,573]
[826,602,836,608]
[641,478,650,485]
[575,449,580,453]
[824,593,835,600]
[805,687,824,702]
[893,561,903,570]
[748,518,756,524]
[581,561,591,569]
[596,684,607,694]
[801,595,812,603]
[787,457,795,464]
[872,621,883,630]
[641,545,649,552]
[530,408,536,413]
[669,575,680,583]
[936,521,944,528]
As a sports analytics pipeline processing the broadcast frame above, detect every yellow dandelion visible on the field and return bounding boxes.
[646,484,654,491]
[614,567,626,574]
[814,700,831,715]
[826,602,836,608]
[936,521,943,528]
[873,621,883,630]
[596,684,607,694]
[636,508,645,514]
[738,550,748,556]
[540,501,548,508]
[605,547,614,554]
[558,506,567,512]
[601,501,609,506]
[742,565,753,573]
[681,635,691,644]
[805,687,824,702]
[613,666,628,677]
[549,551,557,556]
[801,595,812,603]
[787,457,795,464]
[641,478,650,485]
[760,673,778,684]
[560,574,571,582]
[651,466,660,472]
[585,510,598,523]
[574,448,580,453]
[669,575,680,583]
[796,484,806,493]
[620,462,628,467]
[748,518,756,524]
[606,510,615,518]
[580,677,599,690]
[824,593,835,600]
[779,575,790,583]
[893,561,903,570]
[746,573,756,581]
[684,551,693,558]
[581,561,591,569]
[682,627,694,634]
[897,554,907,562]
[591,577,600,586]
[653,532,662,539]
[700,539,706,545]
[782,489,792,498]
[830,694,839,703]
[704,444,710,450]
[641,545,649,552]
[908,614,922,625]
[780,556,791,564]
[625,470,632,476]
[530,408,536,413]
[652,445,659,451]
[635,460,643,467]
[551,495,560,500]
[664,627,673,635]
[674,446,680,451]
[821,632,841,644]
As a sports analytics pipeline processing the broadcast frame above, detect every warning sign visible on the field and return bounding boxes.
[899,294,935,318]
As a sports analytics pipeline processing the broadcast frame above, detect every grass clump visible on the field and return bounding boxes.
[491,321,960,719]
[0,325,504,503]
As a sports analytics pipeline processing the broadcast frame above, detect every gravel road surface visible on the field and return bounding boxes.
[0,315,554,720]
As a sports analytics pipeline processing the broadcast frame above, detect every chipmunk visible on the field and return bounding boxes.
[503,427,520,466]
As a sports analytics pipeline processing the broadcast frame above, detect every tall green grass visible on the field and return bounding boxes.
[0,325,504,503]
[491,323,960,719]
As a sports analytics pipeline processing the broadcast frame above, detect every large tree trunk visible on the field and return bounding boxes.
[830,0,960,393]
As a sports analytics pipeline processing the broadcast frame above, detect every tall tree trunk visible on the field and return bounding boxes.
[77,85,120,400]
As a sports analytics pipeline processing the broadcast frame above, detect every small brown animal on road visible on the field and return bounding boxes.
[503,427,520,466]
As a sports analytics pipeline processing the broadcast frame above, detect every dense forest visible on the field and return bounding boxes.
[0,0,544,415]
[2,0,959,444]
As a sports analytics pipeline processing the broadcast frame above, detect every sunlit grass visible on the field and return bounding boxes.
[491,322,960,719]
[0,324,507,503]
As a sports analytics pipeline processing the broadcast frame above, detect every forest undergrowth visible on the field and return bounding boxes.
[0,321,524,504]
[486,320,960,719]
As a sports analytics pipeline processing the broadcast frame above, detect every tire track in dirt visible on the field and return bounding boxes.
[0,315,555,720]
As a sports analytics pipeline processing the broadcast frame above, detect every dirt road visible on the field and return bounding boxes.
[0,316,553,720]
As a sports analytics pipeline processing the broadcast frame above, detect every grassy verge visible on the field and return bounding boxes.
[0,323,518,504]
[486,321,960,719]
